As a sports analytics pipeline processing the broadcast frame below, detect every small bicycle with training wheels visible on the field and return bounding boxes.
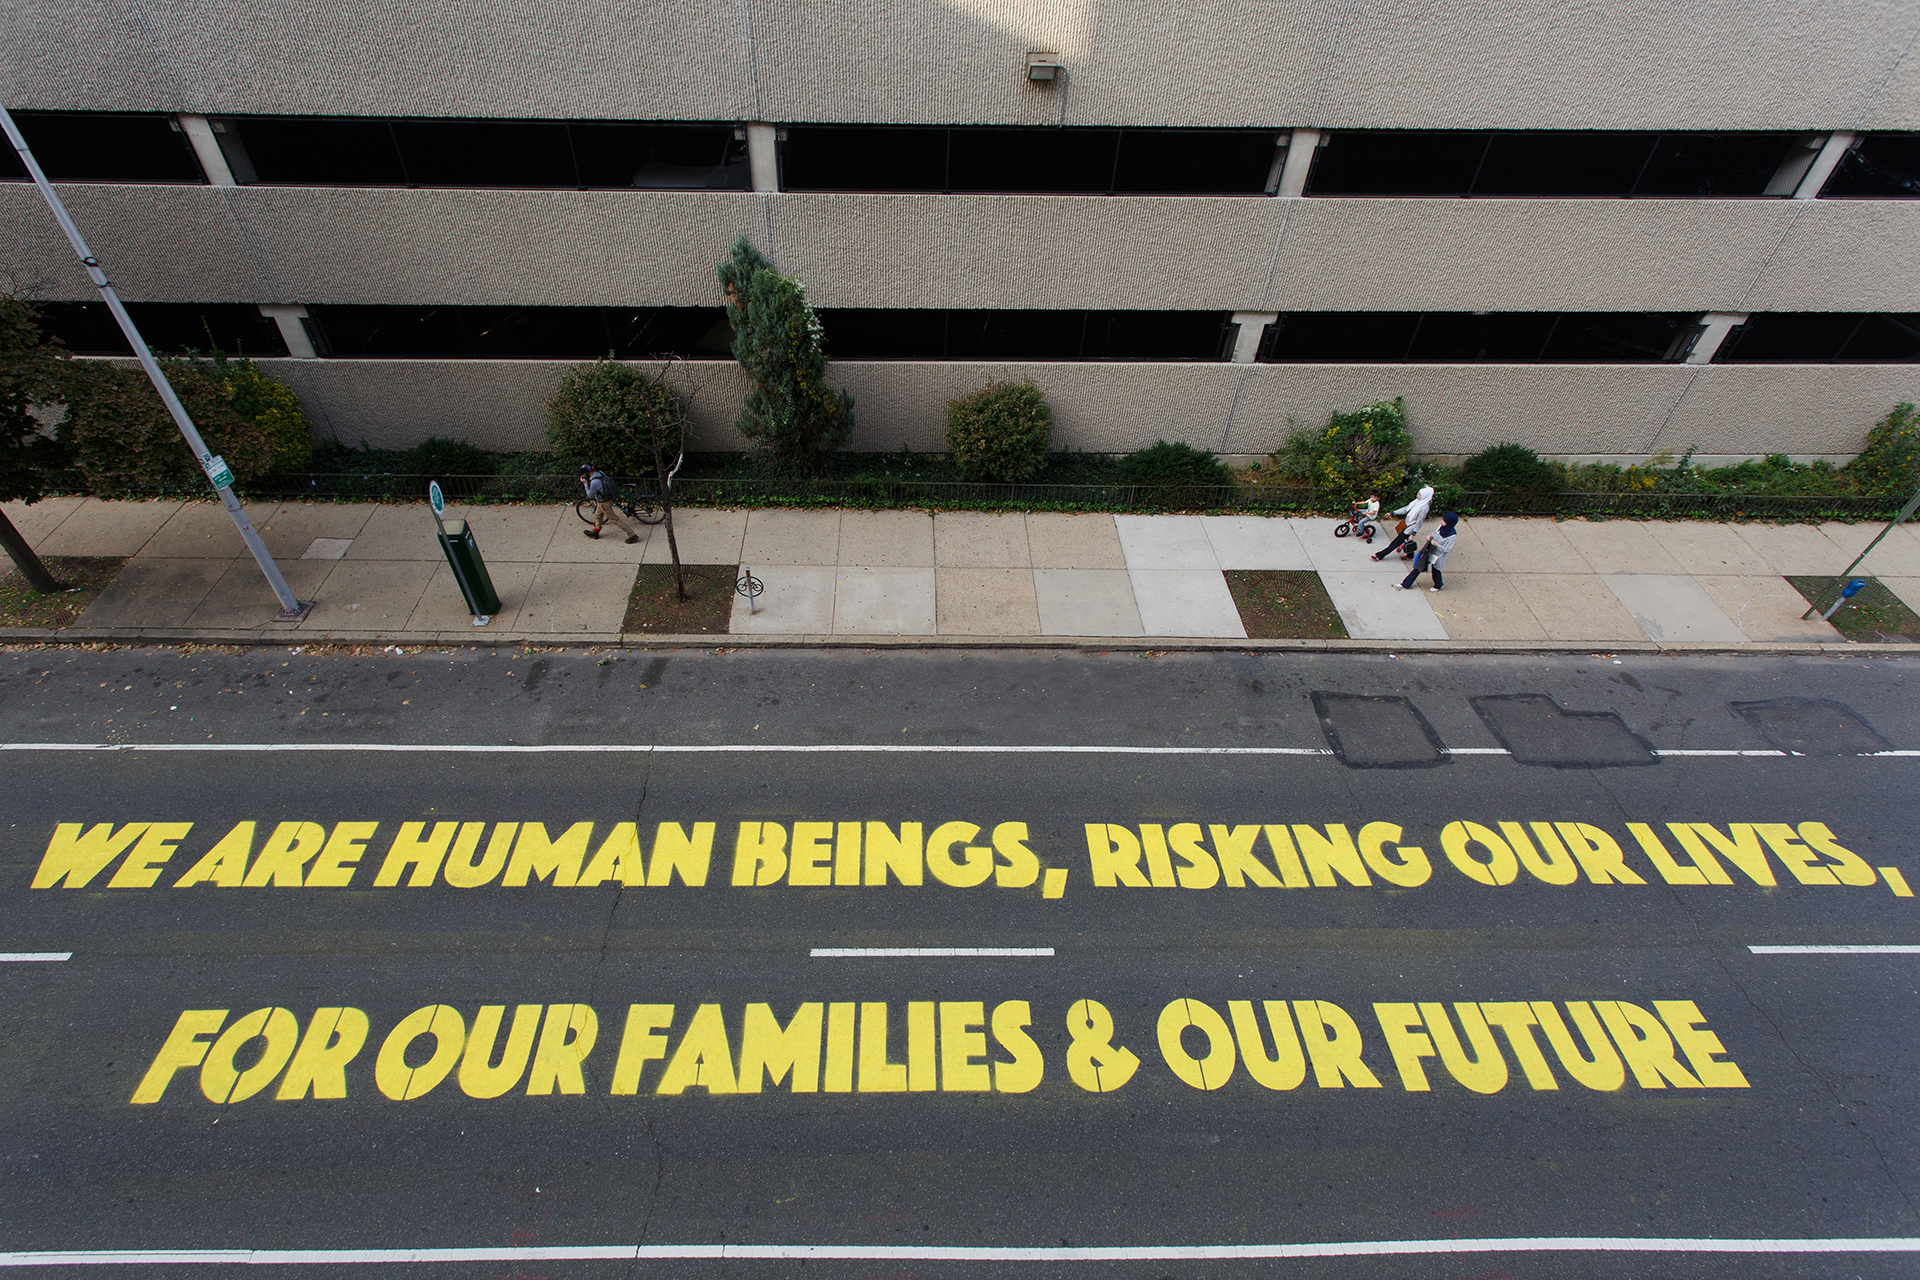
[1332,501,1377,543]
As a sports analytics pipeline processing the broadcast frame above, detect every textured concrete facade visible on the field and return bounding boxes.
[8,185,1919,315]
[6,1,1917,129]
[266,358,1920,465]
[4,0,1918,463]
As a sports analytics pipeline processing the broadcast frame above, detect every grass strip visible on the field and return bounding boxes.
[1787,575,1920,642]
[1225,570,1349,640]
[622,564,740,634]
[0,556,128,628]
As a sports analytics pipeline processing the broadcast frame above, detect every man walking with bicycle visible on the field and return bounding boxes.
[578,463,641,544]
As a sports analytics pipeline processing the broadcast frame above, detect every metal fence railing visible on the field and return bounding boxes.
[33,470,1904,522]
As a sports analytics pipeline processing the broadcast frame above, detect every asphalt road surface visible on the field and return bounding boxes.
[1,644,1916,1278]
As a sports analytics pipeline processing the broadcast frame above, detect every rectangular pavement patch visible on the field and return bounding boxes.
[79,558,232,627]
[406,561,538,631]
[1429,573,1551,641]
[1693,574,1841,642]
[1201,515,1313,570]
[934,513,1030,567]
[1317,570,1448,640]
[1115,514,1217,570]
[1289,516,1406,575]
[1728,522,1855,576]
[1025,514,1125,569]
[1033,568,1143,636]
[1506,574,1648,642]
[137,501,279,559]
[741,509,842,567]
[730,564,835,634]
[299,560,436,631]
[645,509,747,566]
[833,567,936,635]
[837,511,934,567]
[1569,522,1685,575]
[1466,517,1584,575]
[935,567,1040,635]
[1128,568,1246,638]
[1603,574,1745,642]
[184,559,334,629]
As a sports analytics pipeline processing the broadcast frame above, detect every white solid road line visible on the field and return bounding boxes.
[3,741,1914,758]
[0,742,1336,754]
[1,1236,1917,1266]
[1654,749,1785,756]
[811,947,1054,958]
[1749,945,1920,954]
[0,953,70,963]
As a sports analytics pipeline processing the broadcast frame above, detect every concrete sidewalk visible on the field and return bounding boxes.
[6,496,1920,649]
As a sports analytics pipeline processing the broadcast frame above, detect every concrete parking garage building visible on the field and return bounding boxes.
[3,0,1918,463]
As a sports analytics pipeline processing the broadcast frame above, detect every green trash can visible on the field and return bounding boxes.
[437,518,501,618]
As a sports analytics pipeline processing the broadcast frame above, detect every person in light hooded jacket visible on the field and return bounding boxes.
[1401,512,1459,591]
[1372,485,1434,561]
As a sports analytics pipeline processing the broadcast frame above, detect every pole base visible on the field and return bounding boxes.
[278,600,314,623]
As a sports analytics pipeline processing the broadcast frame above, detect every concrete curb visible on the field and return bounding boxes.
[6,625,1920,658]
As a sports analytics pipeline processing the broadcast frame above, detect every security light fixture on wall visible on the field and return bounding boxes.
[1026,52,1063,82]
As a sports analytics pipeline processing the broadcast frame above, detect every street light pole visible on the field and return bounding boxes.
[0,102,306,618]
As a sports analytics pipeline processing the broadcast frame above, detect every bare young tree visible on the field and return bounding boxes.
[649,359,694,602]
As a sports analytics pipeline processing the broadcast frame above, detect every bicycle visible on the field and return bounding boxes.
[574,436,686,531]
[575,485,667,528]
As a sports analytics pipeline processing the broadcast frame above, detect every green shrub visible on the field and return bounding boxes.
[1118,440,1232,486]
[1849,402,1919,497]
[545,358,685,477]
[1271,397,1413,502]
[945,380,1053,481]
[1428,479,1468,514]
[844,472,891,504]
[1565,448,1863,498]
[1459,442,1565,493]
[212,354,314,472]
[1700,454,1853,496]
[58,359,271,497]
[405,437,495,477]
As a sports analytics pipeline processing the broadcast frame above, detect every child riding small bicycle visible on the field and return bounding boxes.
[1334,491,1381,543]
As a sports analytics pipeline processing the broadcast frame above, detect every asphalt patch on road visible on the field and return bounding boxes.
[1310,691,1447,768]
[1470,693,1657,768]
[1732,697,1892,756]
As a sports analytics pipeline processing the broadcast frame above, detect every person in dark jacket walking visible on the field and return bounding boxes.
[1400,512,1459,591]
[579,463,640,543]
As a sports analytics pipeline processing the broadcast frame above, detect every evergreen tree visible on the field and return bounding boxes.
[717,235,853,473]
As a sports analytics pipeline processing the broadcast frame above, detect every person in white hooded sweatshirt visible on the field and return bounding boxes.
[1371,485,1434,561]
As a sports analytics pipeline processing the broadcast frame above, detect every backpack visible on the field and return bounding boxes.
[587,471,616,503]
